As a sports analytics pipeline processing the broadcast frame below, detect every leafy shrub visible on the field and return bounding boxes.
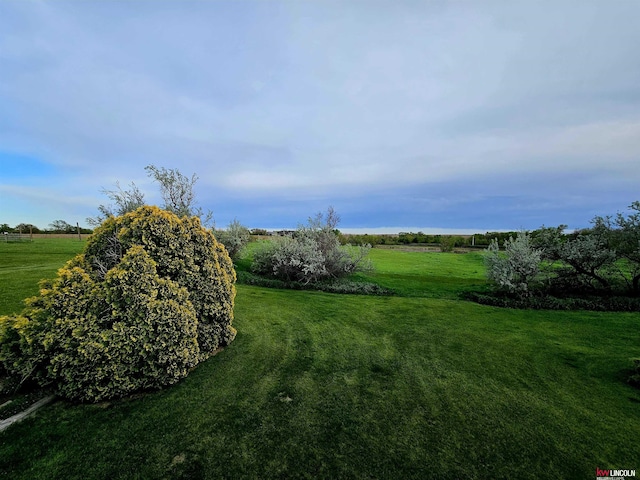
[0,206,236,402]
[40,248,199,402]
[85,206,236,357]
[484,232,542,297]
[251,235,372,285]
[236,270,392,295]
[252,236,327,284]
[251,208,372,285]
[0,315,44,393]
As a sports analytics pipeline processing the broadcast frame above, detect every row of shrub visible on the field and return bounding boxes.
[236,271,392,296]
[0,221,93,235]
[465,291,640,312]
[338,232,519,248]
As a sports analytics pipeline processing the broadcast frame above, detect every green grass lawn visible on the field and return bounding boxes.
[1,241,639,479]
[0,238,86,315]
[359,248,489,298]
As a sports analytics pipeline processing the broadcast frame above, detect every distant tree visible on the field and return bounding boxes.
[145,165,214,226]
[48,220,75,233]
[398,232,415,244]
[474,231,521,247]
[0,223,10,233]
[87,181,145,226]
[440,236,465,252]
[250,228,268,236]
[339,234,384,247]
[14,223,40,233]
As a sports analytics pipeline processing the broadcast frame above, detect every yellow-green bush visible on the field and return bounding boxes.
[0,314,48,393]
[0,206,236,402]
[85,206,236,357]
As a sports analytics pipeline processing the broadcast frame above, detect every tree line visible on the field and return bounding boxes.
[339,231,522,249]
[0,221,92,234]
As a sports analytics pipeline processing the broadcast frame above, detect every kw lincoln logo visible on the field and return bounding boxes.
[596,468,636,479]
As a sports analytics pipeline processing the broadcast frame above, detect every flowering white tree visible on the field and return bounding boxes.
[534,225,615,291]
[485,231,542,297]
[252,207,372,284]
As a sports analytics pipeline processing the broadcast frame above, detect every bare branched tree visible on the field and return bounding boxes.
[87,181,145,226]
[90,230,123,280]
[145,165,214,227]
[89,165,214,228]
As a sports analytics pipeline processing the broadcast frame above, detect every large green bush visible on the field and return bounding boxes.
[85,206,237,356]
[0,206,236,402]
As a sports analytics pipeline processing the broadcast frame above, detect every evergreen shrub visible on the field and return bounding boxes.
[0,206,236,402]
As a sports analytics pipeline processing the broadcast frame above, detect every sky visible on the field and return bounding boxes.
[1,1,639,234]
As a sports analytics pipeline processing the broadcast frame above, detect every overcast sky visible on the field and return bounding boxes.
[1,1,639,233]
